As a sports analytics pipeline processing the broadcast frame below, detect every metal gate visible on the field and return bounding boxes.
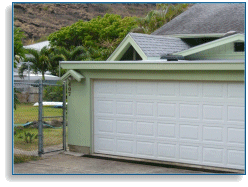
[14,80,67,159]
[37,80,67,156]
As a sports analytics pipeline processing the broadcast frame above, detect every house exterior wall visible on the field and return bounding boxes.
[66,69,244,153]
[185,42,245,60]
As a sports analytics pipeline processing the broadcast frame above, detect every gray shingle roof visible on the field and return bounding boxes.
[129,33,190,57]
[152,3,245,36]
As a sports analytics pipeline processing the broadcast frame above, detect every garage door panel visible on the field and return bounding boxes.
[179,124,200,140]
[95,99,115,115]
[116,81,136,95]
[179,104,200,120]
[227,128,244,144]
[157,103,177,118]
[116,120,134,135]
[202,126,223,142]
[94,80,116,96]
[95,118,115,134]
[136,102,154,117]
[179,145,200,162]
[227,82,244,98]
[136,141,155,157]
[157,82,179,96]
[179,82,200,97]
[203,147,224,164]
[202,82,225,98]
[227,150,245,167]
[227,106,244,122]
[136,121,155,137]
[94,80,244,170]
[116,101,134,116]
[94,136,115,154]
[157,143,177,159]
[157,123,176,138]
[116,139,134,155]
[202,105,224,121]
[136,81,157,96]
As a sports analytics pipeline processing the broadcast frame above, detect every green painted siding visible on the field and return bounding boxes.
[67,69,244,149]
[185,42,245,60]
[67,79,91,147]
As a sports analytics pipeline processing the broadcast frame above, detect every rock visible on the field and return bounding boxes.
[29,121,51,128]
[50,119,63,127]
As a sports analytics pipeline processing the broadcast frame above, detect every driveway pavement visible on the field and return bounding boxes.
[14,151,213,174]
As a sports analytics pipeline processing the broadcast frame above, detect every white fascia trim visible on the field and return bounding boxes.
[173,34,244,56]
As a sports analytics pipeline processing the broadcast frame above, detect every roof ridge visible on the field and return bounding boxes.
[129,32,180,40]
[151,3,245,35]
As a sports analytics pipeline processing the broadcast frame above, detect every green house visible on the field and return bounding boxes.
[61,3,245,172]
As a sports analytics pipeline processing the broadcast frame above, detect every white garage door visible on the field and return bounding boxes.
[93,80,244,170]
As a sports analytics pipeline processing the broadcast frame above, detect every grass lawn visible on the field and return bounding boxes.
[14,103,63,124]
[14,127,64,151]
[14,103,65,151]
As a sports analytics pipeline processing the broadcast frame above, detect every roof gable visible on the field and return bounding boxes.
[107,34,147,61]
[173,34,244,57]
[60,70,84,82]
[107,33,190,61]
[152,3,245,36]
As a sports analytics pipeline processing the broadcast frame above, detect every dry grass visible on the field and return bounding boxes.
[14,154,41,164]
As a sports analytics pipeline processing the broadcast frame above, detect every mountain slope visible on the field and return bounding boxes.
[14,3,156,45]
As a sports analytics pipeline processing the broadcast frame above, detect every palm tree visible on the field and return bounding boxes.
[14,27,26,67]
[48,46,87,77]
[24,46,51,80]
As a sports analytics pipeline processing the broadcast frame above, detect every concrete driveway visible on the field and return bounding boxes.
[14,151,214,174]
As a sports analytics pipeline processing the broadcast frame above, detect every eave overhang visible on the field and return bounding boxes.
[173,34,245,57]
[60,69,85,82]
[60,60,244,71]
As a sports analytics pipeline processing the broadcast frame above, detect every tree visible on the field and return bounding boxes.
[48,14,138,60]
[48,46,87,76]
[24,46,51,80]
[14,27,26,67]
[135,3,189,34]
[14,88,20,110]
[43,81,63,102]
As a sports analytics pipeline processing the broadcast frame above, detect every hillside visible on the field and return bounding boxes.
[14,3,156,45]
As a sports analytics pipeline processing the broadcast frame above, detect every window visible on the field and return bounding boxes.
[234,42,244,52]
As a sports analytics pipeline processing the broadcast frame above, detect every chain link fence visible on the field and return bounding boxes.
[41,82,65,154]
[14,81,66,162]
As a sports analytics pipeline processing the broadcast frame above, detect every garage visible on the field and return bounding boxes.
[93,79,244,170]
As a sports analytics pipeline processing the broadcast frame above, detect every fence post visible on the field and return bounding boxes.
[38,79,43,156]
[63,81,67,151]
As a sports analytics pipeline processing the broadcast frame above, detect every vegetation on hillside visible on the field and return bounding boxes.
[135,3,189,34]
[14,3,189,78]
[48,14,138,58]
